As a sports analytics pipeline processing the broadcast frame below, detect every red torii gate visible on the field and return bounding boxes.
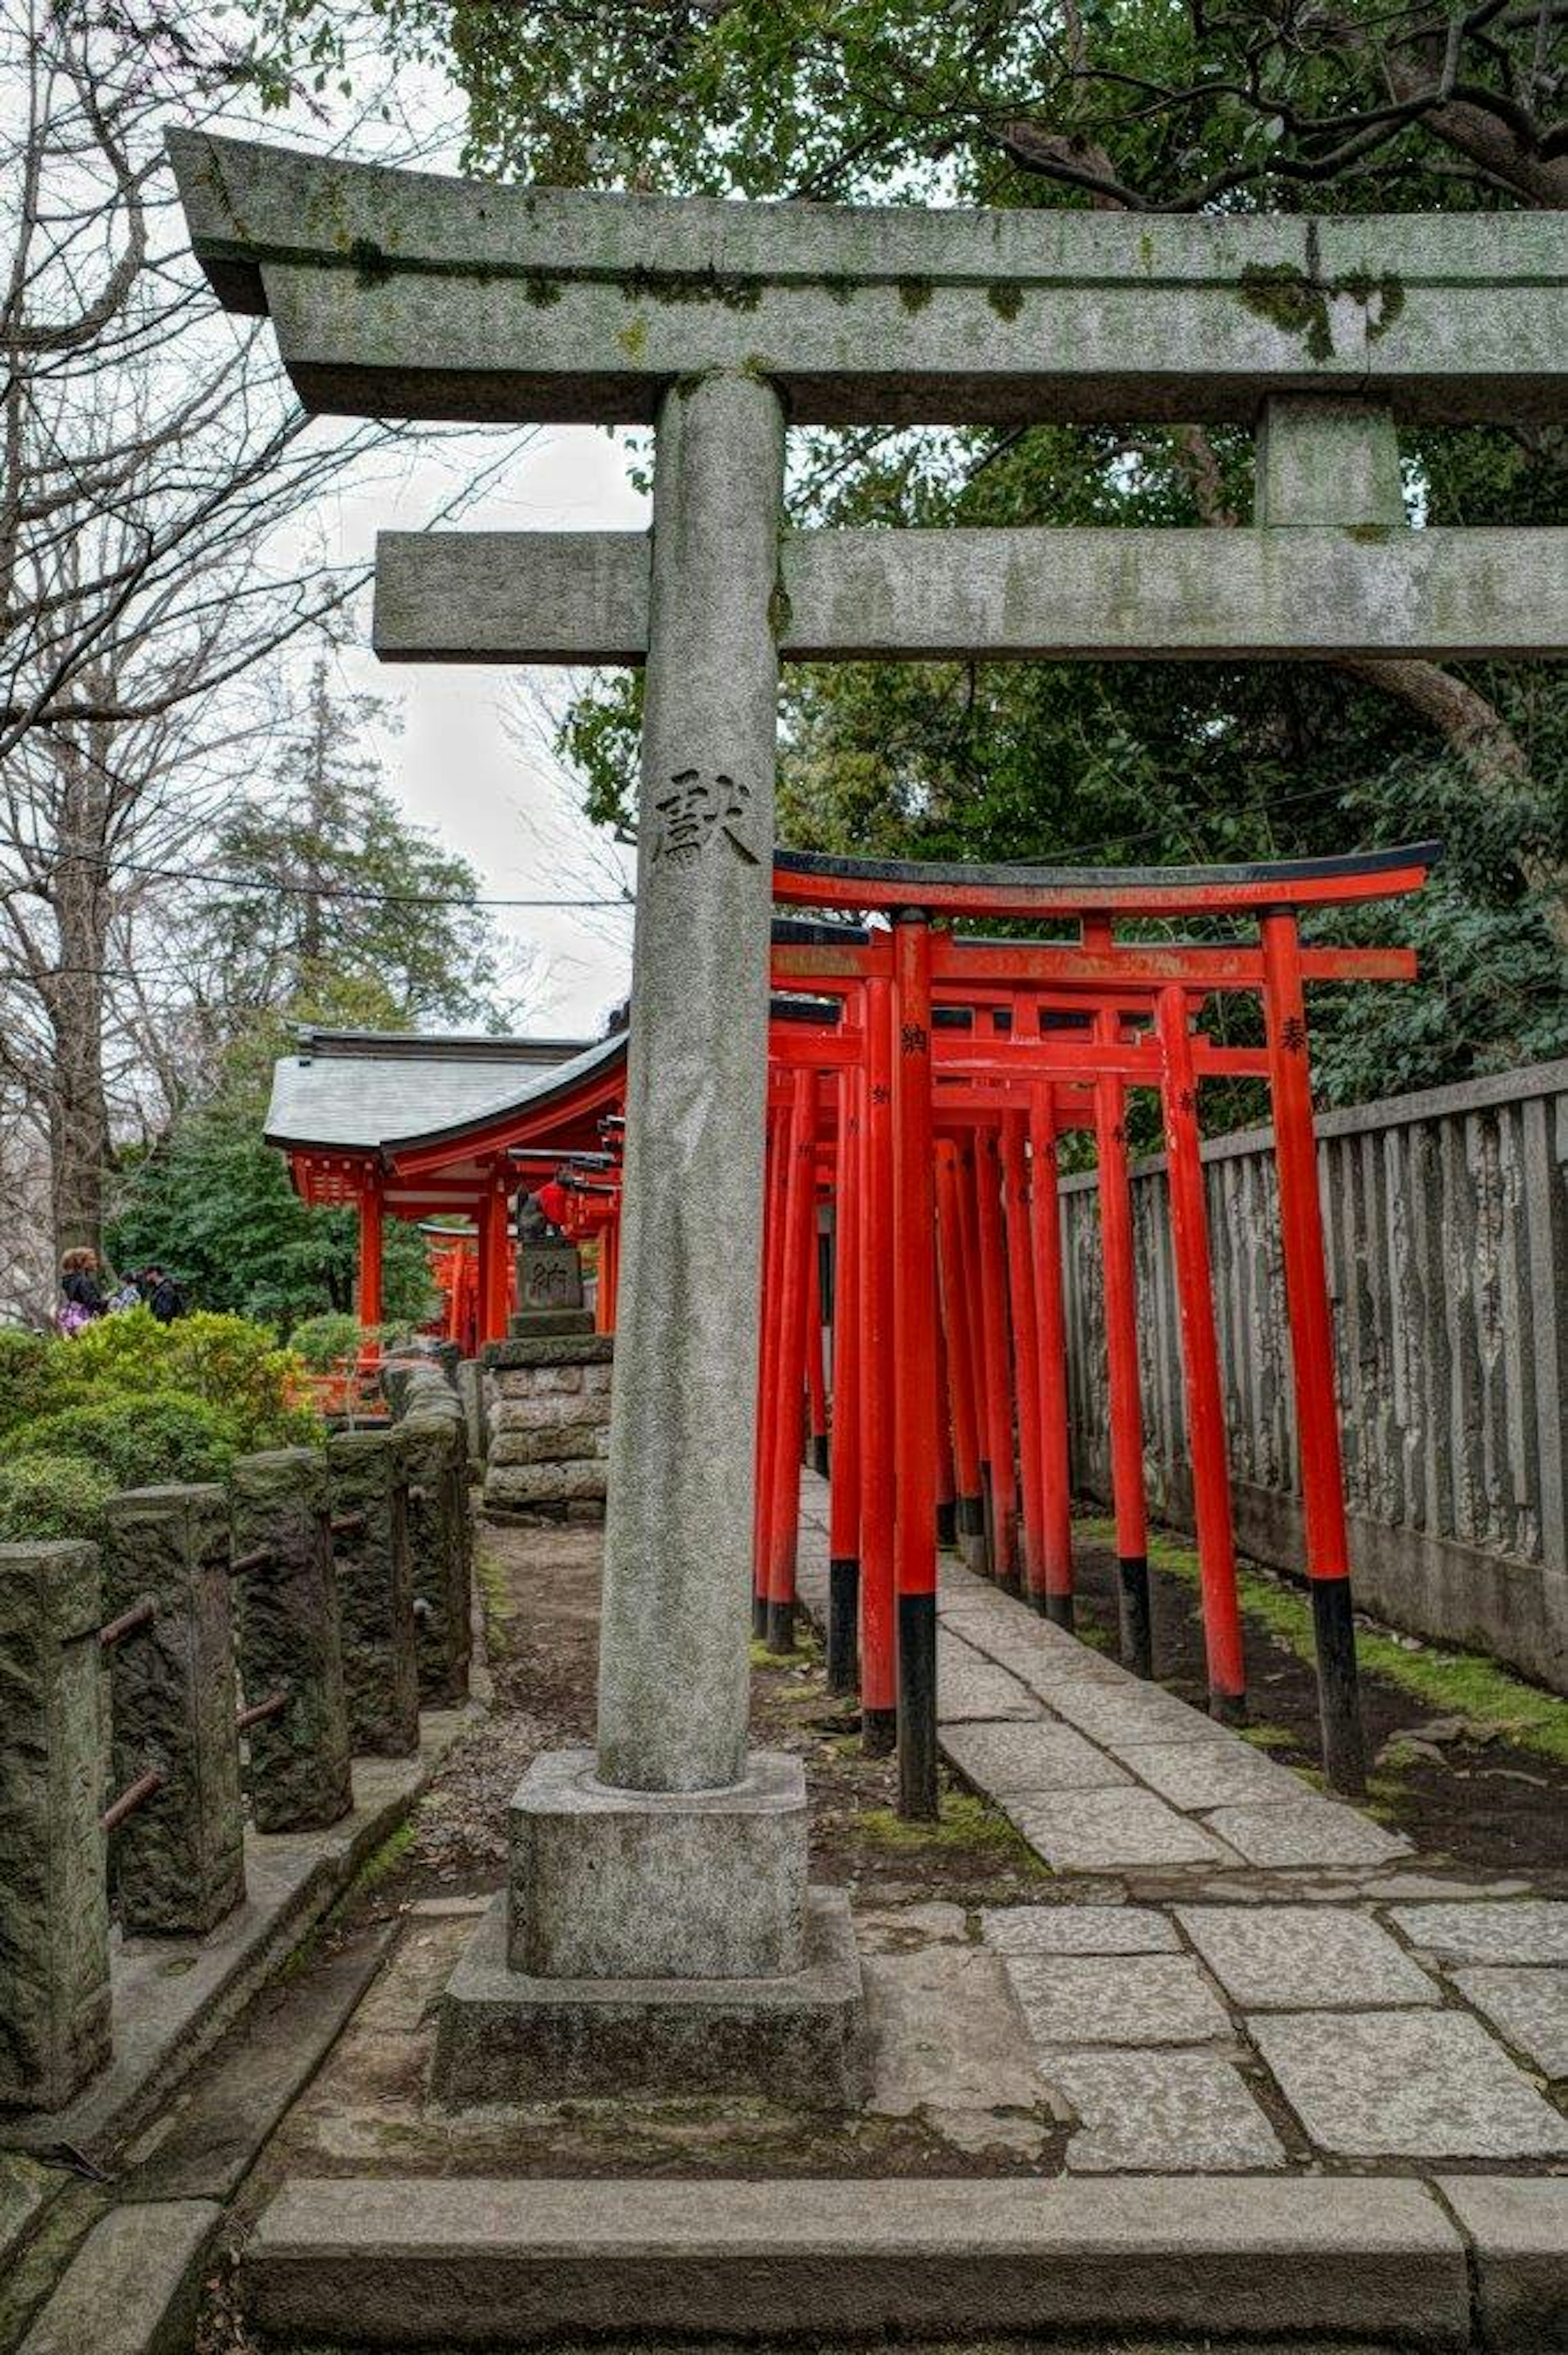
[274,843,1434,1824]
[756,841,1436,1818]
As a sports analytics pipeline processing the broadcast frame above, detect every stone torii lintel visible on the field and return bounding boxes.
[372,522,1568,668]
[165,129,1568,429]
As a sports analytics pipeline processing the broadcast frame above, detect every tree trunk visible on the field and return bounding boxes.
[1334,654,1568,946]
[42,731,113,1264]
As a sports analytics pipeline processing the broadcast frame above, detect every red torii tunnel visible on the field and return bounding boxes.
[757,838,1436,1818]
[271,839,1435,1818]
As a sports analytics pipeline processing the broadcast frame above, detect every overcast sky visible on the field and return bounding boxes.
[325,419,650,1040]
[255,59,652,1042]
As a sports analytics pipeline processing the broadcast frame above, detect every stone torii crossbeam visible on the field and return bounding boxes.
[169,128,1567,2099]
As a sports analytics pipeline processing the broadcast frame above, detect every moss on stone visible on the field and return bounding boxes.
[347,235,392,291]
[523,273,562,308]
[767,580,793,643]
[986,282,1023,323]
[897,277,933,315]
[1236,263,1334,363]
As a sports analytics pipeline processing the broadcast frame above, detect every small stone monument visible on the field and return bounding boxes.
[515,1194,592,1340]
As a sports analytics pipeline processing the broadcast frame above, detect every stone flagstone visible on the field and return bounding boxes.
[1250,2009,1568,2159]
[863,1944,1050,2158]
[1042,2049,1287,2172]
[1010,1789,1239,1872]
[1044,1680,1225,1748]
[1450,1968,1568,2078]
[1004,1953,1233,2047]
[1176,1906,1440,2010]
[942,1721,1132,1798]
[980,1907,1178,1956]
[1127,1739,1305,1812]
[936,1655,1044,1724]
[1390,1901,1568,1966]
[1205,1798,1410,1867]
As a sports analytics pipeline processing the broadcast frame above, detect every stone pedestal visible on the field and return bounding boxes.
[480,1334,613,1523]
[432,1752,867,2105]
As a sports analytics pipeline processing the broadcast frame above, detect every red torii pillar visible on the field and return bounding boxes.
[826,1060,863,1695]
[476,1168,513,1347]
[1028,1088,1076,1625]
[1263,911,1365,1794]
[1091,1003,1154,1678]
[859,969,898,1755]
[356,1162,384,1340]
[890,912,939,1821]
[1155,986,1247,1722]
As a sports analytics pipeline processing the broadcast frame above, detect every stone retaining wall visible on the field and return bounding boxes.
[480,1335,614,1522]
[1058,1059,1568,1690]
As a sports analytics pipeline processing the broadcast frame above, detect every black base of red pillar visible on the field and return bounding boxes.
[827,1557,860,1694]
[935,1499,956,1545]
[862,1707,896,1757]
[1118,1554,1153,1678]
[811,1434,830,1478]
[1042,1591,1075,1631]
[764,1597,797,1655]
[897,1590,939,1821]
[1209,1686,1248,1728]
[1311,1573,1366,1797]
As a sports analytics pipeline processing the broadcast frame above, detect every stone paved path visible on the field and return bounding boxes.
[797,1481,1568,2174]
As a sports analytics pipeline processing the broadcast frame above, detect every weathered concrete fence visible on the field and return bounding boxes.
[0,1369,471,2116]
[1060,1059,1568,1690]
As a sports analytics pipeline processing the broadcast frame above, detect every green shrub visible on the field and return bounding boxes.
[163,1313,319,1447]
[13,1395,240,1488]
[0,1452,117,1543]
[288,1311,365,1371]
[0,1329,71,1438]
[57,1305,174,1395]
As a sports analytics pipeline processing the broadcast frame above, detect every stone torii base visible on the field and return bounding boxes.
[431,1753,868,2105]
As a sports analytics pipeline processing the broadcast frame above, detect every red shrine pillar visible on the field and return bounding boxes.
[1027,1089,1076,1624]
[1154,987,1247,1722]
[859,971,898,1754]
[955,1141,996,1574]
[1261,912,1365,1794]
[356,1163,384,1344]
[477,1169,513,1346]
[891,912,939,1821]
[1092,1008,1154,1677]
[804,1193,829,1478]
[764,1070,817,1654]
[753,1095,790,1638]
[999,1112,1047,1607]
[973,1125,1020,1591]
[934,1139,985,1571]
[826,1059,863,1695]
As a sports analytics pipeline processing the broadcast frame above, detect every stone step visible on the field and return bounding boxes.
[242,2172,1473,2348]
[19,2199,218,2355]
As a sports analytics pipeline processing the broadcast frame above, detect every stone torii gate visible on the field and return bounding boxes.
[169,131,1567,2095]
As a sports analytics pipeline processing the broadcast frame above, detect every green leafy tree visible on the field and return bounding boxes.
[251,0,1566,1102]
[108,1008,438,1331]
[190,639,517,1035]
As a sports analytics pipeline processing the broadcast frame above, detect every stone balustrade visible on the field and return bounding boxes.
[0,1363,473,2118]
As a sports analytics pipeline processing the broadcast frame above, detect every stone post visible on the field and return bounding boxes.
[597,369,787,1795]
[0,1541,111,2112]
[229,1450,353,1832]
[434,371,866,2107]
[327,1430,419,1757]
[102,1485,246,1935]
[399,1381,471,1706]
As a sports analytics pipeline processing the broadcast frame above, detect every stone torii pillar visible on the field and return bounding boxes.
[441,374,866,2095]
